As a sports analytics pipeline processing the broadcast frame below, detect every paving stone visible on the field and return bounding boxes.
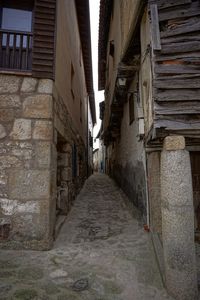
[0,174,175,300]
[13,289,38,300]
[0,270,13,278]
[0,283,12,294]
[50,269,68,279]
[41,282,60,295]
[18,267,44,280]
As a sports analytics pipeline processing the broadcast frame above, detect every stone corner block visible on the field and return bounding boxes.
[8,170,51,200]
[23,94,52,118]
[10,119,31,140]
[38,79,53,94]
[21,77,38,93]
[163,136,185,151]
[35,141,51,168]
[33,120,53,140]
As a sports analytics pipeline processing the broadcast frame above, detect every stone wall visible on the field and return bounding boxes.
[113,161,147,222]
[108,77,148,223]
[53,84,87,217]
[0,75,54,249]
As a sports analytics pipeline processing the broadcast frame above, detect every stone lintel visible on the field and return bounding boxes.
[163,136,185,151]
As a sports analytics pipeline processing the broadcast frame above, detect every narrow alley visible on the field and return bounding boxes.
[0,174,172,300]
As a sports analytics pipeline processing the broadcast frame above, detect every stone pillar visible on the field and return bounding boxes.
[161,136,198,300]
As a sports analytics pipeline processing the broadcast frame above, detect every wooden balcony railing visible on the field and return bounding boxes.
[0,29,33,72]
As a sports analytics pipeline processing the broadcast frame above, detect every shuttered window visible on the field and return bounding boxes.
[32,0,56,79]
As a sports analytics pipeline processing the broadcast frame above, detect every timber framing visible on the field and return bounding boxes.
[99,0,200,145]
[149,0,200,140]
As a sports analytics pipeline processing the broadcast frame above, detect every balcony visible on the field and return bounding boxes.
[0,29,33,73]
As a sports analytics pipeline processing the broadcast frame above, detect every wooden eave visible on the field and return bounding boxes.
[98,0,113,90]
[105,52,141,144]
[122,0,147,64]
[75,0,96,125]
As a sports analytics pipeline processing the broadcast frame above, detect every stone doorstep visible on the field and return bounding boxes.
[151,232,166,286]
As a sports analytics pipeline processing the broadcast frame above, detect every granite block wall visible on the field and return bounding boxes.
[0,75,54,250]
[0,75,87,250]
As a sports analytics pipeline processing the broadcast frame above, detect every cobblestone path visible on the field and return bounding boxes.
[0,173,173,300]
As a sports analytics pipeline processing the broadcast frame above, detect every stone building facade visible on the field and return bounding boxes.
[99,0,199,299]
[0,0,96,250]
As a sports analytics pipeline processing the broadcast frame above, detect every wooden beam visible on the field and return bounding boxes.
[150,4,161,51]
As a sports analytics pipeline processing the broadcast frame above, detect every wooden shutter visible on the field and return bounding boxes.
[32,0,56,79]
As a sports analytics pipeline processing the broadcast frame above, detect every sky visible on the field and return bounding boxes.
[89,0,104,148]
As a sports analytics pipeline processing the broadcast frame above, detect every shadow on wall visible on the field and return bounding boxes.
[112,161,147,223]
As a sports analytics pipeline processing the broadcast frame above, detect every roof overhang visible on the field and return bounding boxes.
[98,0,113,91]
[98,0,146,91]
[75,0,96,125]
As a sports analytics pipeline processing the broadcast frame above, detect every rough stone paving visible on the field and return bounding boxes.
[0,174,173,299]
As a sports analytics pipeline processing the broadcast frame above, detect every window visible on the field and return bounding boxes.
[1,8,32,47]
[0,1,33,71]
[1,8,32,32]
[129,93,135,124]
